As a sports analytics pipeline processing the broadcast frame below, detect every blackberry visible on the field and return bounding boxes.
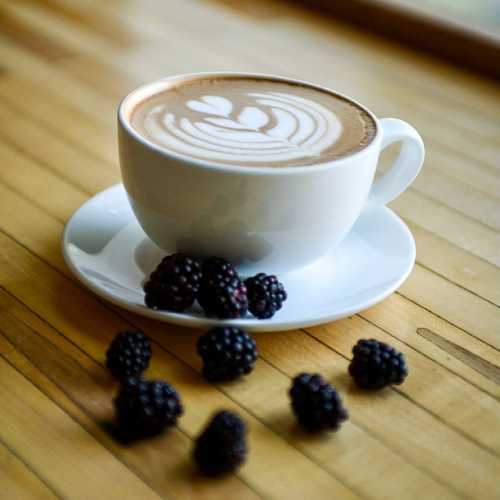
[244,273,287,319]
[106,331,152,380]
[114,378,183,441]
[349,339,408,390]
[144,253,202,312]
[197,327,258,382]
[193,410,247,475]
[289,373,348,432]
[202,257,238,281]
[198,257,248,319]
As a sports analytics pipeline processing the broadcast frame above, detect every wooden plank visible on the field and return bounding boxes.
[0,4,73,61]
[0,162,476,498]
[0,440,58,500]
[135,0,500,118]
[0,75,117,165]
[0,105,118,195]
[0,130,498,380]
[2,169,499,403]
[305,316,500,452]
[0,202,497,498]
[18,2,500,147]
[360,293,500,396]
[250,328,500,499]
[0,356,162,500]
[0,31,498,340]
[277,13,500,116]
[0,245,359,499]
[3,1,125,64]
[4,3,500,263]
[406,221,500,306]
[181,8,500,157]
[0,34,498,300]
[0,181,68,271]
[61,54,141,100]
[0,1,498,498]
[398,265,500,349]
[0,139,498,382]
[131,315,460,500]
[0,236,457,500]
[0,139,88,223]
[391,190,500,267]
[0,299,261,500]
[4,134,498,357]
[0,36,113,126]
[419,147,500,203]
[35,0,498,136]
[2,1,500,188]
[409,166,500,232]
[0,296,456,500]
[287,0,500,80]
[416,328,500,386]
[1,86,498,313]
[18,0,141,47]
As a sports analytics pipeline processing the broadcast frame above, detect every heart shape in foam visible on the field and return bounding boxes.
[187,95,233,116]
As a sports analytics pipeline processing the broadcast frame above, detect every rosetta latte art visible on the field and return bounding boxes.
[142,92,343,164]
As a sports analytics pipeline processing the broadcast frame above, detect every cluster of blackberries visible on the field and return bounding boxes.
[105,329,249,475]
[144,254,287,320]
[106,328,408,474]
[289,339,409,432]
[106,331,183,442]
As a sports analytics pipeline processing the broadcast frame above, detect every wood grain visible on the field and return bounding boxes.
[0,0,499,498]
[289,0,500,79]
[0,440,58,500]
[0,357,162,500]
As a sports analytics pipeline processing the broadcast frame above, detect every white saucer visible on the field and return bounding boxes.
[63,184,415,332]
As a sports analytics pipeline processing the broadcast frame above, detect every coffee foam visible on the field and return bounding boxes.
[130,77,376,167]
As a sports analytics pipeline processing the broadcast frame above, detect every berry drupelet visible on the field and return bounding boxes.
[202,257,238,282]
[193,410,247,475]
[349,339,408,390]
[114,378,183,441]
[144,253,202,312]
[198,257,248,319]
[106,331,152,380]
[197,327,258,382]
[244,273,287,319]
[289,373,348,432]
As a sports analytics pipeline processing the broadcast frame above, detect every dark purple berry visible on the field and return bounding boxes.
[197,327,258,382]
[245,273,287,319]
[198,257,248,319]
[349,339,408,390]
[114,378,183,441]
[193,410,247,475]
[106,331,151,380]
[144,253,202,312]
[290,373,348,432]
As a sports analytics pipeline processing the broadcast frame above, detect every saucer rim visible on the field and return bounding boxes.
[62,184,415,332]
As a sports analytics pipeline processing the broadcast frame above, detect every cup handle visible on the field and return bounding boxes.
[368,118,425,205]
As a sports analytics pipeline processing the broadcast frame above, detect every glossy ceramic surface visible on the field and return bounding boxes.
[118,72,423,275]
[63,184,416,332]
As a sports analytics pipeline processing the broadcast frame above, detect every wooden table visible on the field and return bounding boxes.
[0,1,499,498]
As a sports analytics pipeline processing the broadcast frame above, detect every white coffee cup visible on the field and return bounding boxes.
[118,72,424,275]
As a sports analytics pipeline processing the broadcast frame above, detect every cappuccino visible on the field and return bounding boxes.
[129,76,376,167]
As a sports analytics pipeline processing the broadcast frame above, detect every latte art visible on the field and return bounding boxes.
[144,92,342,164]
[130,77,376,167]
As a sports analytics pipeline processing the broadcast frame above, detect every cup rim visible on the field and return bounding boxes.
[118,71,381,176]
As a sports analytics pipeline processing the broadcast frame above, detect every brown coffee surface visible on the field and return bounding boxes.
[130,76,376,167]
